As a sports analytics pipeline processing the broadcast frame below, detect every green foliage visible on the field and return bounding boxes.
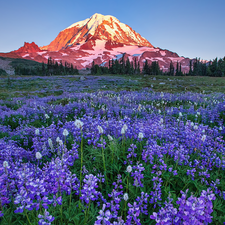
[0,68,7,75]
[2,114,26,130]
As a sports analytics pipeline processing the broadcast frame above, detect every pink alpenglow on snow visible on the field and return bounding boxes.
[0,13,198,73]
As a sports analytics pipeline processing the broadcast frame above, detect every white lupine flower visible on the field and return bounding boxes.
[36,152,42,160]
[201,135,206,142]
[191,122,194,126]
[35,129,40,135]
[126,165,132,173]
[179,112,182,117]
[137,104,142,111]
[59,140,63,146]
[123,193,129,201]
[74,119,84,129]
[194,125,198,130]
[160,118,164,124]
[97,125,104,134]
[63,129,69,136]
[45,114,50,119]
[48,138,53,149]
[177,119,180,122]
[3,161,8,168]
[107,135,113,141]
[138,132,144,139]
[56,137,60,143]
[158,109,161,114]
[160,92,164,97]
[197,112,200,115]
[202,129,205,133]
[121,124,128,134]
[219,127,223,131]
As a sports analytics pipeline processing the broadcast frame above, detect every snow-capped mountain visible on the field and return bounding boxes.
[0,13,192,73]
[41,13,153,51]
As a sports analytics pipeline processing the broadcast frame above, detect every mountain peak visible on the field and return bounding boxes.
[41,13,153,51]
[14,42,41,53]
[64,13,117,31]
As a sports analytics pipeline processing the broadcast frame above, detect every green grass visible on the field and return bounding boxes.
[0,74,225,100]
[0,68,7,76]
[0,56,43,69]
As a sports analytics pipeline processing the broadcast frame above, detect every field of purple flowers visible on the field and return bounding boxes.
[1,76,225,224]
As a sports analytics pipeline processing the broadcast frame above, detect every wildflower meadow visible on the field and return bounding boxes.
[0,75,225,224]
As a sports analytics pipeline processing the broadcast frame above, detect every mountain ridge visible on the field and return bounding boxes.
[41,13,153,51]
[0,13,193,73]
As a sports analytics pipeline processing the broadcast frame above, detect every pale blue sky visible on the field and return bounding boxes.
[0,0,224,60]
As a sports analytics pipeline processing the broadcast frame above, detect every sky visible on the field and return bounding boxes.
[0,0,224,61]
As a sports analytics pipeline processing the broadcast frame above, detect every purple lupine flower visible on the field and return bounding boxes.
[131,163,145,187]
[95,204,112,225]
[38,209,55,225]
[107,174,123,219]
[80,174,100,204]
[126,202,141,225]
[136,192,149,215]
[150,195,178,224]
[127,144,137,159]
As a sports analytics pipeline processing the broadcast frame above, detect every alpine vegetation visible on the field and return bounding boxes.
[0,86,225,224]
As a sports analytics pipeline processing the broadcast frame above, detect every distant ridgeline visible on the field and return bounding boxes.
[15,57,79,76]
[91,55,225,77]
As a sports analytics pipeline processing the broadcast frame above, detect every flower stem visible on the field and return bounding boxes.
[102,138,108,185]
[25,211,32,225]
[126,174,129,194]
[79,131,83,209]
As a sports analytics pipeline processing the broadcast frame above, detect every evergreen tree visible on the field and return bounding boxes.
[42,62,45,76]
[176,61,179,76]
[120,53,126,74]
[151,61,160,75]
[137,61,140,74]
[188,60,192,75]
[111,60,115,74]
[94,65,101,75]
[91,61,95,74]
[169,61,174,76]
[114,59,120,74]
[125,57,131,74]
[206,66,212,76]
[143,60,149,74]
[59,61,64,74]
[131,61,134,75]
[134,58,137,74]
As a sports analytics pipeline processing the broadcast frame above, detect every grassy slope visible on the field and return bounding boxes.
[0,56,43,76]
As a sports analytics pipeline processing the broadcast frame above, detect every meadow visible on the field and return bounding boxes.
[0,74,225,224]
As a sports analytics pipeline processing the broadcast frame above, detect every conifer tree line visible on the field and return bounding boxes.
[15,57,79,76]
[91,54,141,75]
[91,55,225,77]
